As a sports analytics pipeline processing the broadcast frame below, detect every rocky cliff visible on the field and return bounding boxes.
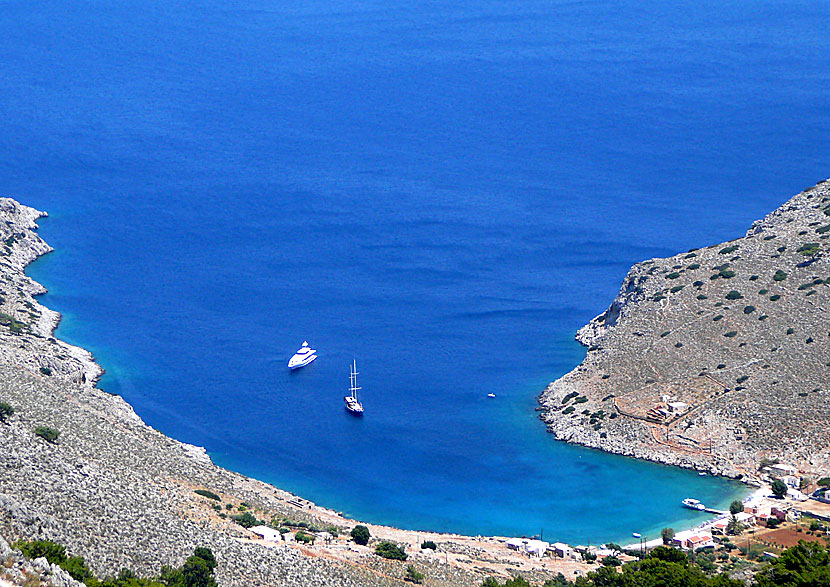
[539,180,830,481]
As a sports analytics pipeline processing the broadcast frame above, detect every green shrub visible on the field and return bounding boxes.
[574,396,588,404]
[0,402,14,422]
[421,540,437,550]
[713,315,723,321]
[749,275,758,281]
[719,269,736,279]
[351,524,371,545]
[719,245,739,254]
[13,540,67,564]
[670,285,684,293]
[34,426,59,443]
[798,242,820,257]
[736,376,749,383]
[770,294,781,301]
[743,305,755,314]
[405,565,424,584]
[759,289,768,294]
[773,270,787,281]
[562,406,575,415]
[667,272,681,279]
[688,263,700,270]
[295,530,313,544]
[763,234,776,240]
[786,327,794,335]
[39,366,52,376]
[693,280,704,287]
[724,331,738,338]
[195,489,221,501]
[653,294,666,301]
[660,331,670,337]
[684,252,697,258]
[375,540,408,561]
[231,511,259,528]
[697,294,708,300]
[725,290,742,300]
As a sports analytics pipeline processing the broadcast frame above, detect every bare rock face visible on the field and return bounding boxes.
[539,179,830,480]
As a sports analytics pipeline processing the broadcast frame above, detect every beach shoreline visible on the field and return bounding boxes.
[0,194,784,584]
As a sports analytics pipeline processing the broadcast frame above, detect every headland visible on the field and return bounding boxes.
[539,179,830,482]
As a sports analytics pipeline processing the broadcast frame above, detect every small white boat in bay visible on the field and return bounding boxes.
[288,341,317,370]
[344,359,364,415]
[682,498,706,511]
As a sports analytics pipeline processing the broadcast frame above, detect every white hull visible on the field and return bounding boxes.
[682,499,706,511]
[288,353,317,370]
[288,341,317,370]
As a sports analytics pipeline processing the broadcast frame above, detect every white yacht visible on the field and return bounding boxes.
[288,341,317,370]
[682,498,706,511]
[344,360,364,415]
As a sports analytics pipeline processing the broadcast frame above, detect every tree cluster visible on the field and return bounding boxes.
[480,541,830,587]
[12,540,218,587]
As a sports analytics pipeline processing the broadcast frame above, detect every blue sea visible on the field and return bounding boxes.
[2,0,828,544]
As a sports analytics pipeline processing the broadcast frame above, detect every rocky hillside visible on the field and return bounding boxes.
[540,179,830,480]
[0,197,584,587]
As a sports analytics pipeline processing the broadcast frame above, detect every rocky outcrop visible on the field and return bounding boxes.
[0,534,86,587]
[539,179,830,481]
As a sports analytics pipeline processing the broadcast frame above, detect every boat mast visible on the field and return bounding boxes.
[350,359,361,401]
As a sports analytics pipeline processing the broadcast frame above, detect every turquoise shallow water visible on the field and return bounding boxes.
[3,0,828,544]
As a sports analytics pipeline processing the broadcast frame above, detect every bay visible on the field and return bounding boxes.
[3,0,829,543]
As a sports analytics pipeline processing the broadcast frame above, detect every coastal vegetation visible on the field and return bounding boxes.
[193,489,221,501]
[374,540,407,560]
[0,401,14,422]
[350,524,371,545]
[33,425,59,442]
[404,565,424,584]
[481,542,830,587]
[771,479,788,498]
[12,540,219,587]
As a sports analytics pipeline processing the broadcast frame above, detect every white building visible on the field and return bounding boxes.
[551,542,574,559]
[667,401,688,414]
[525,540,550,558]
[506,538,525,551]
[250,525,281,542]
[768,463,798,477]
[781,475,801,488]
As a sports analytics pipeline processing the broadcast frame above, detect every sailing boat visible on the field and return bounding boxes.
[344,359,364,415]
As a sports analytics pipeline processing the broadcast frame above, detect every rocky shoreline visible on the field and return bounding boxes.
[2,181,825,586]
[0,197,592,586]
[539,179,830,483]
